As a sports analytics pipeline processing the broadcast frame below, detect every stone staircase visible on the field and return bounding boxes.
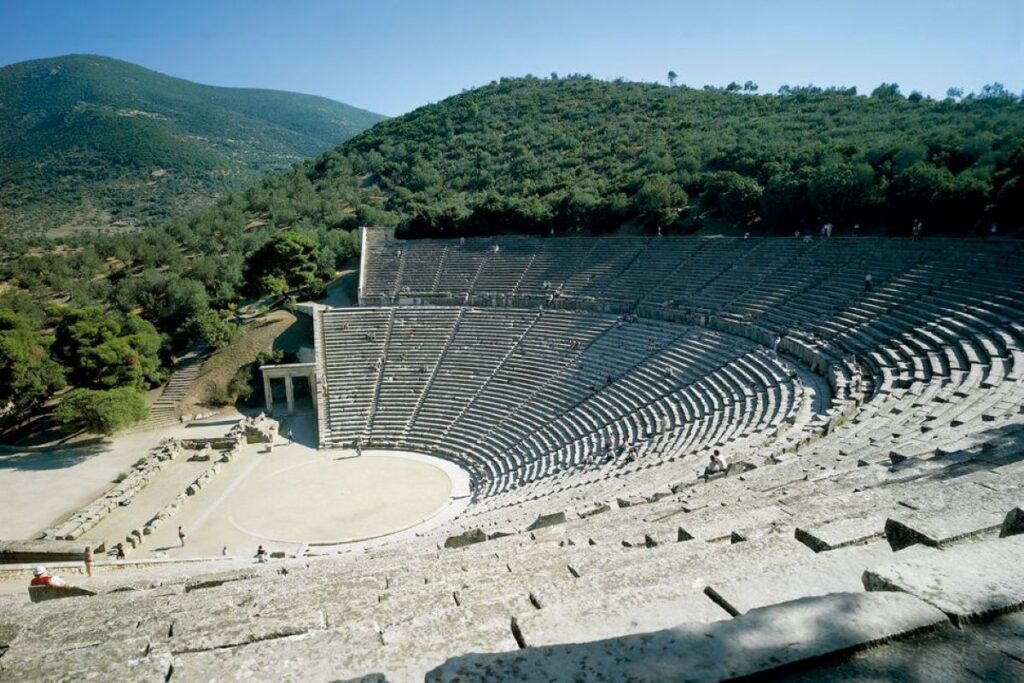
[132,347,209,432]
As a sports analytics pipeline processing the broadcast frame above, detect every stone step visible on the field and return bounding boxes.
[427,592,948,681]
[863,534,1024,626]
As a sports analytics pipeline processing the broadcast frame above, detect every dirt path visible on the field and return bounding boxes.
[181,310,297,414]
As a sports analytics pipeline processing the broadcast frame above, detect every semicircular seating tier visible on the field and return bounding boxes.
[332,234,1024,523]
[316,307,817,500]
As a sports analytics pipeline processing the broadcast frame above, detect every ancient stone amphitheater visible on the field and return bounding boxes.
[4,232,1024,681]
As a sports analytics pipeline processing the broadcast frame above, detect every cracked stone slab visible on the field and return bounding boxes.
[426,592,946,682]
[169,602,327,653]
[863,534,1024,626]
[0,637,171,681]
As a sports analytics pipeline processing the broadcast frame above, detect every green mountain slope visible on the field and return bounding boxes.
[0,54,385,236]
[201,75,1022,238]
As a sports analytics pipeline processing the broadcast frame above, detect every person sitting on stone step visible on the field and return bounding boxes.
[30,566,67,588]
[702,450,728,480]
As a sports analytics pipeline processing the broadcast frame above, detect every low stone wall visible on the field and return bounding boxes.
[41,439,184,542]
[0,539,102,565]
[34,415,279,559]
[134,415,277,550]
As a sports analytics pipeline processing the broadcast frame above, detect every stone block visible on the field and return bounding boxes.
[526,511,567,531]
[444,528,487,549]
[725,460,756,476]
[705,541,932,616]
[885,508,1006,550]
[863,535,1024,626]
[1001,506,1024,537]
[515,591,728,647]
[795,516,886,552]
[427,592,946,681]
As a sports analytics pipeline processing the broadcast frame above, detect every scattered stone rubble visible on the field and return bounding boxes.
[230,413,278,445]
[41,439,182,542]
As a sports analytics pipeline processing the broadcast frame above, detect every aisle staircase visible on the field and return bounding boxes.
[133,346,209,431]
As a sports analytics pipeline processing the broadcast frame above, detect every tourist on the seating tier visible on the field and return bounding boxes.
[703,450,728,480]
[115,542,126,560]
[700,448,733,481]
[83,545,93,577]
[864,273,873,292]
[773,335,782,354]
[30,566,67,588]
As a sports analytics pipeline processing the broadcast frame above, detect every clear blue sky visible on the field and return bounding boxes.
[1,0,1021,116]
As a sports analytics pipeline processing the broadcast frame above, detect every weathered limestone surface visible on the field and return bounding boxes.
[863,535,1024,625]
[795,515,887,552]
[779,611,1024,682]
[427,593,947,682]
[515,590,729,647]
[704,541,934,616]
[885,507,1008,550]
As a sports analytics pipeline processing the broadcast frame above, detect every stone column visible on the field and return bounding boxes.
[285,376,295,416]
[308,371,318,412]
[263,374,273,413]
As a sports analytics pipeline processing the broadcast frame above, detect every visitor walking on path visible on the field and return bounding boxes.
[178,526,186,547]
[83,545,93,577]
[287,429,294,445]
[115,543,126,560]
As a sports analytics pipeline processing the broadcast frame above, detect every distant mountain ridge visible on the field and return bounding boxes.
[0,54,385,237]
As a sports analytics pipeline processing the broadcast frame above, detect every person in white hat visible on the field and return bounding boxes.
[30,566,67,588]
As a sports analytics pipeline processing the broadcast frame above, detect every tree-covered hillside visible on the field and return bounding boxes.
[0,54,385,236]
[209,75,1023,238]
[3,74,1023,435]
